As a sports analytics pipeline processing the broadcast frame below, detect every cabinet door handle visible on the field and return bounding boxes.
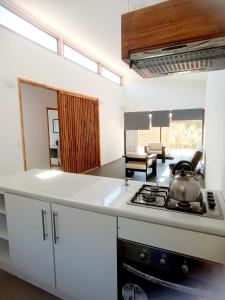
[41,209,48,241]
[53,212,59,244]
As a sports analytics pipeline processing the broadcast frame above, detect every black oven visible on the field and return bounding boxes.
[118,239,224,300]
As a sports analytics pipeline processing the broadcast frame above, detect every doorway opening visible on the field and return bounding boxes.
[18,78,100,173]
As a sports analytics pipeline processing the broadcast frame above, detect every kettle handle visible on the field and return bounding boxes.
[172,160,194,176]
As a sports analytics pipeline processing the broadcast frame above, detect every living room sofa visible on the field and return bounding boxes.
[144,142,166,163]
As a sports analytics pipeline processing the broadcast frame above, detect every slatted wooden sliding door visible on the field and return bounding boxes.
[58,92,100,173]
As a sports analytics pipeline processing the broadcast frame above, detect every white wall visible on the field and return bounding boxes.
[222,157,225,197]
[0,27,124,177]
[126,130,138,152]
[21,84,57,170]
[124,75,207,112]
[205,70,225,195]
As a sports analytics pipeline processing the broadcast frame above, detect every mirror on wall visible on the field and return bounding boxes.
[47,108,61,167]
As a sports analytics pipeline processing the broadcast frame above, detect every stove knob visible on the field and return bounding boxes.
[208,201,216,209]
[159,255,166,266]
[139,251,148,262]
[182,262,189,274]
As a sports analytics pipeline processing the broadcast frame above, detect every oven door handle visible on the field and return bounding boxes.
[123,263,213,298]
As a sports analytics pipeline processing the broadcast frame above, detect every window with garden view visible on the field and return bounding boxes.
[137,120,203,150]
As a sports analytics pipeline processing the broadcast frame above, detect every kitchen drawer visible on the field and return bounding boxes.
[118,217,225,264]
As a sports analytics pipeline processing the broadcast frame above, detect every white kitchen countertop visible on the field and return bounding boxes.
[0,169,225,237]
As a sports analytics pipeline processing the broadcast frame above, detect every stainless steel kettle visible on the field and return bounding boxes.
[169,161,202,202]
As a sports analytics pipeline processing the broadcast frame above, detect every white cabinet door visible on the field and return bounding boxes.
[52,204,117,300]
[5,194,55,287]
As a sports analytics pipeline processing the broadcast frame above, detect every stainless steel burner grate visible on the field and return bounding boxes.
[128,184,224,219]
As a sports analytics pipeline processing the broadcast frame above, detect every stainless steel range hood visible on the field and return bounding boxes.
[130,37,225,78]
[122,0,225,78]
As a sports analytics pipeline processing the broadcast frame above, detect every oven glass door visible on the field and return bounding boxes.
[119,261,213,300]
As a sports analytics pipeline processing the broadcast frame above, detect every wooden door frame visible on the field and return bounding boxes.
[17,78,100,172]
[18,79,27,170]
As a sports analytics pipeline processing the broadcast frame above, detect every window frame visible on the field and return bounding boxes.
[63,42,99,74]
[0,4,60,54]
[0,3,123,85]
[100,65,122,85]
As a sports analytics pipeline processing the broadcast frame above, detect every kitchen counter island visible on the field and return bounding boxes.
[0,169,225,300]
[0,169,225,237]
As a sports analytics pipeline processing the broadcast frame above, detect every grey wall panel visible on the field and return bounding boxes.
[172,109,204,121]
[124,111,149,130]
[151,110,170,127]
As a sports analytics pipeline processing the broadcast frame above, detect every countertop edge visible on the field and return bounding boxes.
[1,186,225,238]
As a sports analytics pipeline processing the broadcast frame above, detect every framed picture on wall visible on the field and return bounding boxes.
[53,119,59,133]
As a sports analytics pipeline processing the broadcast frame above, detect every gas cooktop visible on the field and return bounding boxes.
[128,184,224,219]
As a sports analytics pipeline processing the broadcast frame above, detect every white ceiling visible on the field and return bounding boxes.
[6,0,208,82]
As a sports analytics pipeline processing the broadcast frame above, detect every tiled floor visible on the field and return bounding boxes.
[87,157,205,187]
[87,157,173,185]
[0,270,59,300]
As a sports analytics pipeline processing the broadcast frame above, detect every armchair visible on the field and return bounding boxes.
[169,148,203,174]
